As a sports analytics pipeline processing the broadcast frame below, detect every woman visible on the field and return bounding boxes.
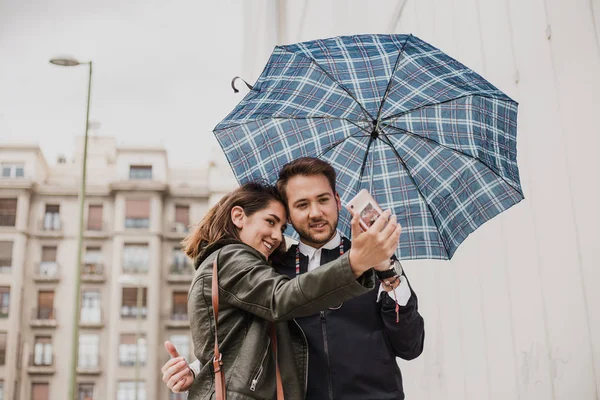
[182,182,388,399]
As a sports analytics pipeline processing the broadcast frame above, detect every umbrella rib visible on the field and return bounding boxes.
[279,46,375,122]
[374,34,412,124]
[380,93,512,122]
[216,116,371,135]
[376,135,450,257]
[380,124,523,195]
[316,130,367,159]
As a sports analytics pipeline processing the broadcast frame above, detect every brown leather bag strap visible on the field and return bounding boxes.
[268,323,285,400]
[212,258,226,400]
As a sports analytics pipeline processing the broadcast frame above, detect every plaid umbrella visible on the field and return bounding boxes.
[213,34,523,260]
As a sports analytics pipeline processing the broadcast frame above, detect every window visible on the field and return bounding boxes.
[117,381,146,400]
[119,334,147,366]
[77,383,94,400]
[87,204,103,231]
[0,332,6,365]
[78,334,99,368]
[43,205,61,231]
[173,205,190,233]
[129,165,152,180]
[121,288,147,319]
[83,247,103,275]
[0,242,11,273]
[31,382,49,400]
[171,247,189,274]
[123,244,149,273]
[1,163,24,179]
[125,199,150,229]
[169,335,190,360]
[39,246,58,278]
[171,292,187,320]
[0,287,9,318]
[0,199,17,227]
[36,291,54,320]
[33,336,52,366]
[81,290,101,324]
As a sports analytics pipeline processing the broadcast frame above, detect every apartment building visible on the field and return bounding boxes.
[0,136,236,399]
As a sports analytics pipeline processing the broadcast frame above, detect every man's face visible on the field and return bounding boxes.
[284,174,341,248]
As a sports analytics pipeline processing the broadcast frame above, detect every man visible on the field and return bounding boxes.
[162,158,425,399]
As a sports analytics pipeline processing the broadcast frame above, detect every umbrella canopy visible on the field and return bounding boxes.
[214,34,523,260]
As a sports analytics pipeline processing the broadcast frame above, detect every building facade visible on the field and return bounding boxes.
[0,136,235,399]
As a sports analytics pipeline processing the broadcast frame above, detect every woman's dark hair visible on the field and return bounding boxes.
[182,182,286,259]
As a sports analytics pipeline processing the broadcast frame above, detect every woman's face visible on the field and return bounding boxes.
[234,200,287,259]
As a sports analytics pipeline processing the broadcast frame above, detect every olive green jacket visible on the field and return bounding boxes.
[187,239,375,400]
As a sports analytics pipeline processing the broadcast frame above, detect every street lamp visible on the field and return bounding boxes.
[49,56,92,400]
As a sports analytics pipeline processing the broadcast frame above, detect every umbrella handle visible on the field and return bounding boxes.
[231,76,254,93]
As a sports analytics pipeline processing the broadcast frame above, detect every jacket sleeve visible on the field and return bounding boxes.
[213,244,375,321]
[379,271,425,360]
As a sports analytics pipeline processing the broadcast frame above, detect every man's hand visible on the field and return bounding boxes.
[347,209,401,277]
[162,341,194,393]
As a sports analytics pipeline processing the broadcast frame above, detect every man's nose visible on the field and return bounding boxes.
[308,203,323,218]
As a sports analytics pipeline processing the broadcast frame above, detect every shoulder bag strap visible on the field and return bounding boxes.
[212,258,226,400]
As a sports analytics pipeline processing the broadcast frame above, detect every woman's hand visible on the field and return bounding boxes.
[162,341,194,393]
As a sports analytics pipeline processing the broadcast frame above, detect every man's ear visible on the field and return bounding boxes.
[231,206,245,229]
[335,192,342,211]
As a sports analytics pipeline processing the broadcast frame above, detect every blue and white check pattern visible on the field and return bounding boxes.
[214,34,523,260]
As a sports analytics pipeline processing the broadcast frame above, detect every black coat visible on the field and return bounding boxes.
[274,237,425,400]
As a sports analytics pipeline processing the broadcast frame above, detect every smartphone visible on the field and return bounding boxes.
[346,189,384,232]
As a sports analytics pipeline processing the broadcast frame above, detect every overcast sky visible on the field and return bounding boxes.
[0,0,251,168]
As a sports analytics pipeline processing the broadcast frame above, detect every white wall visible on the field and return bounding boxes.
[241,1,600,399]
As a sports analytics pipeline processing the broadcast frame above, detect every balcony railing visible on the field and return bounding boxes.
[171,222,190,234]
[81,263,106,282]
[80,309,103,327]
[120,306,148,319]
[77,355,101,375]
[125,218,149,229]
[168,263,193,283]
[34,262,60,282]
[40,217,62,231]
[122,265,149,274]
[0,214,16,227]
[28,353,56,375]
[31,307,57,328]
[167,311,189,328]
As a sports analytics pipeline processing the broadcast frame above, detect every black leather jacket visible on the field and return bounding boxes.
[187,239,375,400]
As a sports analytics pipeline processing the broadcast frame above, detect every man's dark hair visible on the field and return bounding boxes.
[276,157,337,205]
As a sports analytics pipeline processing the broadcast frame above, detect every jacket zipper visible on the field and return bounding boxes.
[250,337,271,391]
[321,311,334,400]
[293,318,309,396]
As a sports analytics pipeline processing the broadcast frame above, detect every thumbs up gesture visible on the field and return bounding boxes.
[161,341,194,393]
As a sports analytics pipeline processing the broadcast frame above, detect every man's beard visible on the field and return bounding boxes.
[294,211,339,247]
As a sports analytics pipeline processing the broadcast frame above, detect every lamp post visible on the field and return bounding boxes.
[49,57,92,400]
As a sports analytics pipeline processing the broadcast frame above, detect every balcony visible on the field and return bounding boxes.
[167,263,194,283]
[0,214,16,228]
[33,263,60,282]
[121,306,147,319]
[38,218,63,237]
[30,308,57,328]
[77,356,101,375]
[166,312,189,328]
[165,222,190,240]
[81,263,106,282]
[28,353,56,375]
[80,309,103,328]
